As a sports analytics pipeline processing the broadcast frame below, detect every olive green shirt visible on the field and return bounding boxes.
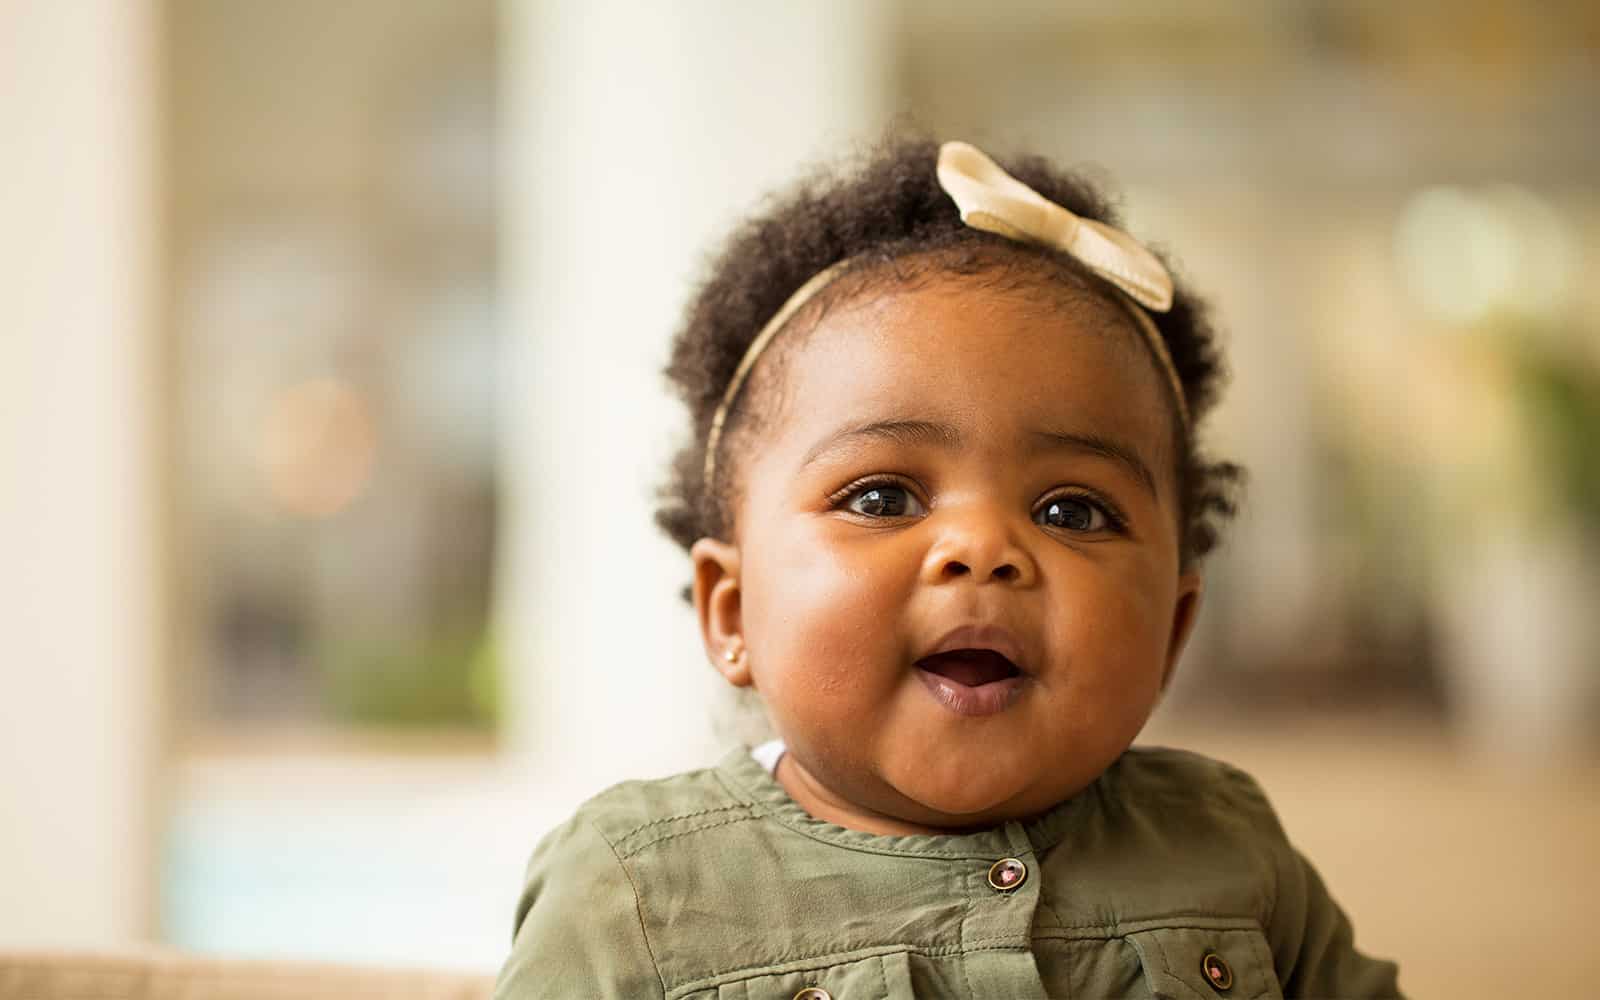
[494,746,1402,999]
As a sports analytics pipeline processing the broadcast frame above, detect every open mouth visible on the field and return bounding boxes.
[913,649,1026,717]
[914,649,1023,687]
[912,623,1032,717]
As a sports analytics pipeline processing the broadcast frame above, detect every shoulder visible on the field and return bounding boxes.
[1050,746,1296,926]
[498,762,755,999]
[557,757,761,860]
[1108,743,1268,791]
[1103,744,1284,828]
[515,751,765,908]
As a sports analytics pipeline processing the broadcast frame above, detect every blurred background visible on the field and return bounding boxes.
[2,1,1596,996]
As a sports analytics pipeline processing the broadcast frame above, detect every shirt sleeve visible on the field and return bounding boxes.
[1224,764,1404,999]
[1269,844,1404,998]
[493,815,666,1000]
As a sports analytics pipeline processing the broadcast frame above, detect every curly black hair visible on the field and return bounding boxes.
[655,134,1242,600]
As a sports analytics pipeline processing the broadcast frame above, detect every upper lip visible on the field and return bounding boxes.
[915,624,1032,676]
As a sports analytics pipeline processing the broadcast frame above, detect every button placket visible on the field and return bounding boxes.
[954,821,1051,996]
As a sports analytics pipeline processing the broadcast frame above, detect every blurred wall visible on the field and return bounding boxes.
[0,0,163,944]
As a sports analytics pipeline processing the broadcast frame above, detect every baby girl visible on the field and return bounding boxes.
[494,136,1403,999]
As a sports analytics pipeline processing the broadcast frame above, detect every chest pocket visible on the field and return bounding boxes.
[1126,925,1283,1000]
[679,949,915,1000]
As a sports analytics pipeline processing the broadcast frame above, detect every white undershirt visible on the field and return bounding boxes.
[750,738,787,775]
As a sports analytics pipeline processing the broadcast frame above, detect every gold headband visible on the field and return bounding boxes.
[702,140,1187,494]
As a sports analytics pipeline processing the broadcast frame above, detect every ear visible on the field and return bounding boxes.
[1159,570,1203,692]
[690,537,749,687]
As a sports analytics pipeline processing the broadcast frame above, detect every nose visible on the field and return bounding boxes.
[919,501,1038,588]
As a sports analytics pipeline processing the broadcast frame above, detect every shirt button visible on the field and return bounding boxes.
[792,989,832,1000]
[986,857,1027,892]
[1201,951,1233,992]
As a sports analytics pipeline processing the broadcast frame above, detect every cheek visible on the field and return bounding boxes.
[1047,560,1174,686]
[742,527,910,707]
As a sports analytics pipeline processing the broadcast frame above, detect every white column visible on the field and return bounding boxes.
[0,0,163,945]
[496,1,890,796]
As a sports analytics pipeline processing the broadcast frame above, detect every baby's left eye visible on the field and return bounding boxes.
[1035,496,1115,532]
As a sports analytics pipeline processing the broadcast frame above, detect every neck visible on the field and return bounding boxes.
[773,752,993,837]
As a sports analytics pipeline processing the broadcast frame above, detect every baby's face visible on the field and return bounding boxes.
[698,274,1201,833]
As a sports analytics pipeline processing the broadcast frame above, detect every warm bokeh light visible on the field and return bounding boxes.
[258,377,377,519]
[1394,183,1576,325]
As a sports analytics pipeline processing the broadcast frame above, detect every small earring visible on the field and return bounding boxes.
[723,643,742,663]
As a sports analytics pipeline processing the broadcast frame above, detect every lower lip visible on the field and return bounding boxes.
[915,668,1026,717]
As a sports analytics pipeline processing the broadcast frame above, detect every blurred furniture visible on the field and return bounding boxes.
[0,950,493,1000]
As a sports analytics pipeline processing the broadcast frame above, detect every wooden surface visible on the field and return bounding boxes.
[0,950,492,1000]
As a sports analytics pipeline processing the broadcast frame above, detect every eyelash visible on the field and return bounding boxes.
[826,475,1130,534]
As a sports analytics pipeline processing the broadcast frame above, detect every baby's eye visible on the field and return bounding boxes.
[1034,494,1119,533]
[843,482,926,518]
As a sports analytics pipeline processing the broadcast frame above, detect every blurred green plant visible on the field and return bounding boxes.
[1507,328,1600,536]
[321,623,500,729]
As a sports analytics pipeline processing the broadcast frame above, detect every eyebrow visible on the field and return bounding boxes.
[800,418,1159,500]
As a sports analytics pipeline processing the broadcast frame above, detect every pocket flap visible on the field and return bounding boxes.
[1126,925,1282,1000]
[685,949,915,1000]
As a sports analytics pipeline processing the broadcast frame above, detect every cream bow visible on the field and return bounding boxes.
[935,141,1174,312]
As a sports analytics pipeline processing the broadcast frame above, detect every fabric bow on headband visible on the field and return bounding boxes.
[702,140,1187,493]
[935,141,1174,312]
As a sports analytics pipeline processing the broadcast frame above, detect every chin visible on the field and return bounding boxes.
[891,771,1032,824]
[880,736,1047,820]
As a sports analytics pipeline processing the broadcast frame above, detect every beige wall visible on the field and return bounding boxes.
[0,0,163,945]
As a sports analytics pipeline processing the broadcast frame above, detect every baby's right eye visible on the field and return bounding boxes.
[842,481,926,518]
